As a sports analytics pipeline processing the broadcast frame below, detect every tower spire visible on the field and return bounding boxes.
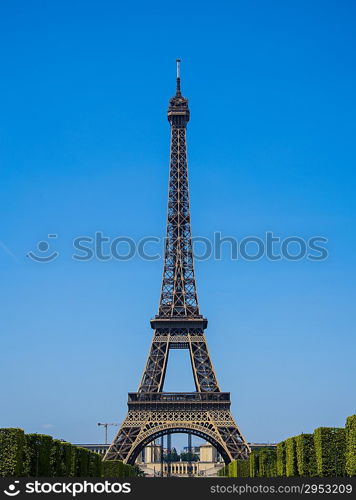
[176,58,181,95]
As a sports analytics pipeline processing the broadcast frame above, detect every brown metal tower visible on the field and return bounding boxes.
[104,60,250,465]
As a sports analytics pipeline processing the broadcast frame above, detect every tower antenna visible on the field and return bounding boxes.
[176,58,181,95]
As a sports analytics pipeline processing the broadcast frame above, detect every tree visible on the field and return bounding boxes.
[164,448,180,463]
[180,452,199,462]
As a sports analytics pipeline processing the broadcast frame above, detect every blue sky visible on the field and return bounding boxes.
[0,0,355,448]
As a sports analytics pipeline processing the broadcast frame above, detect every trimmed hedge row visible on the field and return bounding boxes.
[0,429,136,478]
[285,437,298,477]
[276,441,286,476]
[0,429,29,477]
[102,460,137,477]
[295,433,316,476]
[259,448,277,477]
[345,415,356,476]
[248,448,277,477]
[219,414,355,478]
[278,427,346,477]
[227,460,237,477]
[237,458,250,477]
[249,450,259,477]
[217,448,276,478]
[27,434,56,476]
[314,427,346,477]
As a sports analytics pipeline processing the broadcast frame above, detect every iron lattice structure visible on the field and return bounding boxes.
[104,61,250,465]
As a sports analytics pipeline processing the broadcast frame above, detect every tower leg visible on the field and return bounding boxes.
[160,436,164,477]
[167,432,171,477]
[187,432,192,477]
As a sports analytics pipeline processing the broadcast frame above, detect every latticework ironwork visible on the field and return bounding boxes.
[104,61,250,465]
[159,125,198,318]
[105,394,248,465]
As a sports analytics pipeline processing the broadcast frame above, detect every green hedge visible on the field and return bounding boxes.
[52,440,73,477]
[228,460,237,477]
[102,460,136,477]
[70,446,102,477]
[217,459,250,477]
[345,415,356,476]
[276,441,286,476]
[27,434,55,476]
[249,450,260,477]
[0,428,29,477]
[295,433,316,477]
[237,458,250,477]
[285,437,298,477]
[0,429,103,477]
[74,447,89,476]
[314,427,346,477]
[89,452,103,477]
[259,448,277,477]
[246,448,276,478]
[217,464,228,476]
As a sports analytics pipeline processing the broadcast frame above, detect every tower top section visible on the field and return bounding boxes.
[168,58,190,126]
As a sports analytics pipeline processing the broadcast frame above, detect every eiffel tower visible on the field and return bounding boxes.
[104,60,250,465]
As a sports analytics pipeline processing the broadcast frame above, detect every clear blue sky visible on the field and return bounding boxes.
[1,0,355,448]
